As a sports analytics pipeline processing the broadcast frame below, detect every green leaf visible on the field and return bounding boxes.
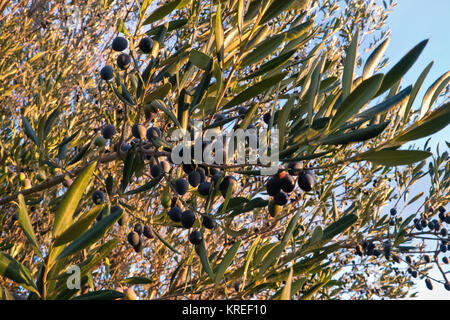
[246,25,270,50]
[259,211,301,276]
[191,61,213,109]
[356,85,412,119]
[363,38,390,80]
[318,121,389,145]
[289,0,310,10]
[272,277,306,300]
[242,236,260,290]
[214,240,241,286]
[112,77,136,106]
[395,102,450,142]
[71,290,125,300]
[148,100,181,129]
[17,194,42,258]
[146,18,188,36]
[21,116,39,147]
[195,238,215,281]
[407,192,424,206]
[67,142,91,166]
[53,162,97,238]
[399,214,416,232]
[125,174,163,195]
[359,150,432,166]
[56,208,122,260]
[330,74,383,131]
[243,50,296,80]
[298,278,330,300]
[403,62,433,123]
[419,71,450,118]
[116,18,130,36]
[214,4,224,65]
[280,151,332,162]
[375,39,428,97]
[310,226,323,244]
[240,33,285,68]
[177,88,189,130]
[281,211,301,244]
[279,267,293,300]
[259,0,295,25]
[53,204,104,247]
[224,72,287,109]
[144,83,172,103]
[237,103,259,131]
[105,175,114,197]
[0,253,39,295]
[342,27,359,99]
[53,239,119,288]
[143,0,190,25]
[43,108,60,142]
[57,130,80,160]
[278,97,295,149]
[238,0,244,34]
[120,276,152,285]
[306,54,325,124]
[213,60,224,92]
[284,20,314,41]
[258,243,284,277]
[322,213,358,240]
[218,197,267,218]
[217,197,250,213]
[189,49,212,70]
[121,146,137,192]
[153,228,180,254]
[221,225,247,237]
[0,286,14,300]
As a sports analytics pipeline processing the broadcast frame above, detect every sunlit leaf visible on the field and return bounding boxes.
[342,27,359,99]
[419,71,450,118]
[330,74,383,131]
[375,40,428,96]
[53,162,97,238]
[363,38,390,80]
[359,150,432,166]
[395,102,450,142]
[143,0,191,25]
[17,194,42,258]
[214,240,241,286]
[224,72,287,109]
[56,208,122,260]
[195,238,215,281]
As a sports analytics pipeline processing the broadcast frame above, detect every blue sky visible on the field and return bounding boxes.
[386,0,449,300]
[386,0,450,150]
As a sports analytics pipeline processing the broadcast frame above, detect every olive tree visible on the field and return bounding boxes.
[0,0,449,300]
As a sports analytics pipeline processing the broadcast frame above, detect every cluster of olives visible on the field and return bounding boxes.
[100,35,154,81]
[97,36,248,248]
[404,254,450,291]
[265,163,315,215]
[92,184,157,252]
[127,223,155,253]
[412,206,449,254]
[167,164,237,245]
[96,34,447,294]
[388,206,449,291]
[354,240,383,258]
[94,118,162,154]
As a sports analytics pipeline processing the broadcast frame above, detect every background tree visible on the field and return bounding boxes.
[0,0,449,300]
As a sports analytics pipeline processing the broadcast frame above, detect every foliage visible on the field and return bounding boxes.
[0,0,449,300]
